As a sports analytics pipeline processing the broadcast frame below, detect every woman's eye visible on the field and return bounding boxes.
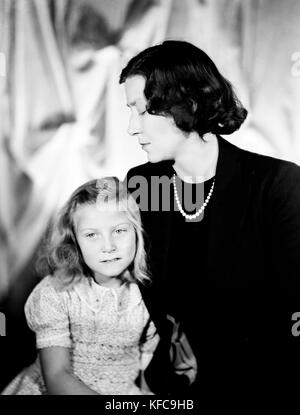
[139,110,147,115]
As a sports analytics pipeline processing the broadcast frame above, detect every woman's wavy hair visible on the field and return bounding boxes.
[120,40,247,137]
[37,177,150,290]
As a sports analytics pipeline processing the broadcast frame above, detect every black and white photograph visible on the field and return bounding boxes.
[1,0,300,409]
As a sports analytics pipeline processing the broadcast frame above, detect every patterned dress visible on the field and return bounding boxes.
[2,276,158,395]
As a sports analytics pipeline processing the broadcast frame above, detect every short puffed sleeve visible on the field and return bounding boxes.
[24,276,71,349]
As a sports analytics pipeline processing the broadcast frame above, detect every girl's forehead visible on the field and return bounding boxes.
[73,202,131,227]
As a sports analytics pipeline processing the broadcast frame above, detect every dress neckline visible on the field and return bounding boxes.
[89,277,127,292]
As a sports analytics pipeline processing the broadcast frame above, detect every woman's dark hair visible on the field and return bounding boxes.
[120,40,247,137]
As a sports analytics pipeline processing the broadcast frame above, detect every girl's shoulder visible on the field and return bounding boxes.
[122,282,147,313]
[25,275,69,316]
[27,275,65,299]
[24,276,72,336]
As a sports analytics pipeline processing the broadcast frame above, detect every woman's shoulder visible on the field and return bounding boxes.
[242,147,299,172]
[232,145,300,204]
[219,137,299,172]
[222,138,300,183]
[244,149,300,186]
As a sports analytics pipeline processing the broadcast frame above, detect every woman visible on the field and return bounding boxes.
[119,40,300,396]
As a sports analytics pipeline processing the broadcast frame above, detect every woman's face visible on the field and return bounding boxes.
[74,203,136,287]
[124,75,187,163]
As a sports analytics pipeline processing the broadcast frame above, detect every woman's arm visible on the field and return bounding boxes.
[39,347,99,395]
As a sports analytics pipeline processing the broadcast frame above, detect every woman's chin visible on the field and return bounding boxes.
[147,154,162,163]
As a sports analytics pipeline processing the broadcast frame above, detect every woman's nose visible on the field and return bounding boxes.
[127,113,141,136]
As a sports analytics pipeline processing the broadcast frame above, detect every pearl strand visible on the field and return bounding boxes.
[172,174,215,220]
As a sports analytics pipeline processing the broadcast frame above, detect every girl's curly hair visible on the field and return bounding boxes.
[120,40,247,137]
[36,178,150,290]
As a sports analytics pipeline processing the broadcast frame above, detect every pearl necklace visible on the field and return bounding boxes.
[172,174,215,220]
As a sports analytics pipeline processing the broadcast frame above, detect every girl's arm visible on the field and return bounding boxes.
[39,347,99,395]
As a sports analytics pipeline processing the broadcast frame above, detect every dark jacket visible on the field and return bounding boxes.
[126,136,300,395]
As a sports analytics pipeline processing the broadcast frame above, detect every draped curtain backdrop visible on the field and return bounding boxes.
[0,0,300,315]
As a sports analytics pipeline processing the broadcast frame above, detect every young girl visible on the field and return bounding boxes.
[2,177,158,395]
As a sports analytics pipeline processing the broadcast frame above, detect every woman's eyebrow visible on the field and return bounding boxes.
[127,100,136,108]
[127,98,145,108]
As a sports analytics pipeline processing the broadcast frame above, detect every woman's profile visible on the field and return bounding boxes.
[120,40,300,395]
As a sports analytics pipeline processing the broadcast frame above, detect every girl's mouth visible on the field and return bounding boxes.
[101,258,120,263]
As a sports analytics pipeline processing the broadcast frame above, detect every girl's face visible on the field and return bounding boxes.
[74,202,136,288]
[124,75,187,163]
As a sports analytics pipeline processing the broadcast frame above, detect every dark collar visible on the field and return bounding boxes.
[215,135,242,189]
[207,136,253,274]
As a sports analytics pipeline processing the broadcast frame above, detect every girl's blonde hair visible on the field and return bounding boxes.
[37,177,150,290]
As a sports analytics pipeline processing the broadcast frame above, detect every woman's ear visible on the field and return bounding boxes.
[190,99,197,112]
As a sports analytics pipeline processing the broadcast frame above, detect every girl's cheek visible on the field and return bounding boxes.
[120,238,132,249]
[120,236,135,250]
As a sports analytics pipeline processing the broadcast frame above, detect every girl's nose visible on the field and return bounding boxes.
[127,113,141,136]
[101,236,116,253]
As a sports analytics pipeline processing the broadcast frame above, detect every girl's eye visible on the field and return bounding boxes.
[114,228,127,235]
[139,110,147,116]
[85,232,97,239]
